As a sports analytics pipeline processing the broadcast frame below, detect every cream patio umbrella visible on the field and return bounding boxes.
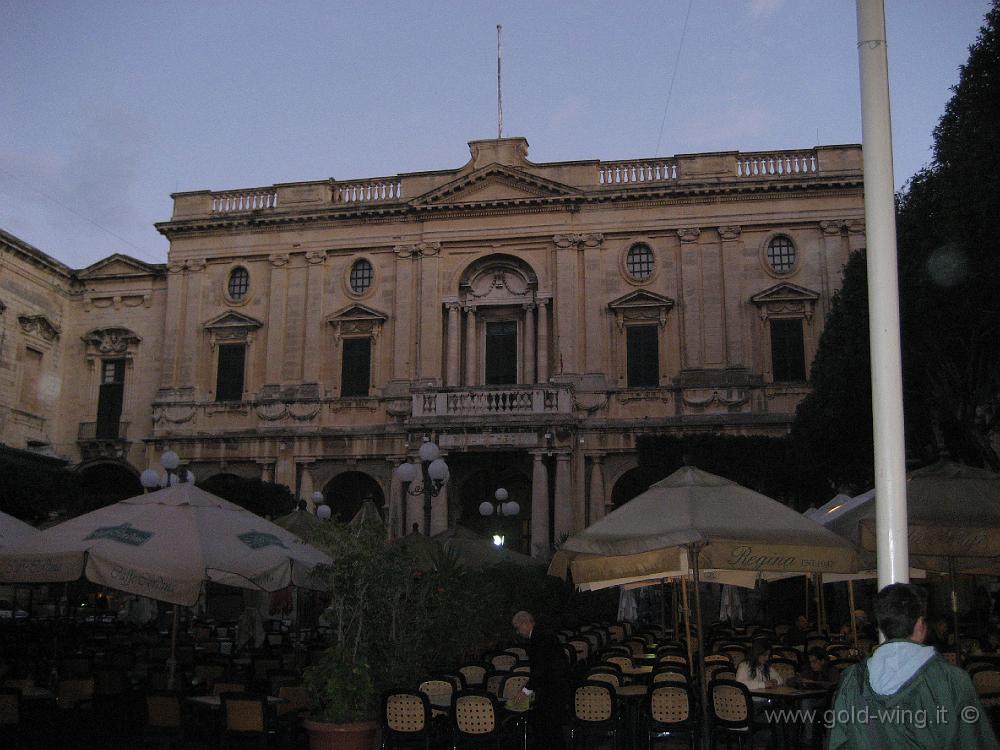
[0,510,39,549]
[549,465,860,698]
[432,526,544,569]
[0,482,332,686]
[823,459,1000,657]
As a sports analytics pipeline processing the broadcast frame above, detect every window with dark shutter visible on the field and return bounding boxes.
[626,325,659,387]
[215,344,246,401]
[770,319,806,382]
[96,358,125,438]
[485,321,518,385]
[341,338,371,397]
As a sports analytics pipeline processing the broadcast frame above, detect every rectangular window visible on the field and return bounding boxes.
[215,344,246,402]
[341,338,371,397]
[771,319,806,382]
[485,321,518,385]
[96,358,126,439]
[626,325,659,387]
[19,347,43,413]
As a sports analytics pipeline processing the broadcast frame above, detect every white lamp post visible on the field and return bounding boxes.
[141,450,192,492]
[313,490,332,521]
[480,487,519,546]
[395,437,449,535]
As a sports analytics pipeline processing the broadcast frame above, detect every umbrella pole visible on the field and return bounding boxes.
[672,578,680,639]
[167,605,179,691]
[818,573,827,634]
[687,544,708,750]
[681,576,694,673]
[848,579,859,652]
[949,557,961,664]
[659,579,666,634]
[804,574,810,624]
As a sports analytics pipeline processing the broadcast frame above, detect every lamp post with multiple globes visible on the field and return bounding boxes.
[395,438,449,536]
[479,487,519,546]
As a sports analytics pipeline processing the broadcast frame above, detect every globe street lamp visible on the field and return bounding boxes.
[140,450,193,492]
[313,490,332,521]
[395,438,449,536]
[479,488,519,546]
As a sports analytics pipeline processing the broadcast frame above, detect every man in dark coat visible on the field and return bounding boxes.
[512,610,569,750]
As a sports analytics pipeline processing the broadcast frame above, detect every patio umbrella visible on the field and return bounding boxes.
[822,459,1000,656]
[0,510,38,549]
[549,465,859,704]
[0,482,332,606]
[273,506,327,543]
[432,526,544,569]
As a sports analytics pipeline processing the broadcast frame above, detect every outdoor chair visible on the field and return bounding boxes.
[651,666,689,685]
[603,654,633,671]
[720,646,747,668]
[658,654,689,672]
[772,647,801,665]
[969,666,1000,717]
[644,683,697,750]
[214,681,248,696]
[458,664,487,687]
[194,661,229,691]
[450,689,506,749]
[503,647,526,661]
[56,676,95,711]
[609,625,626,643]
[498,674,530,705]
[143,690,185,749]
[418,679,456,719]
[511,662,531,674]
[568,638,591,664]
[569,680,623,750]
[602,645,632,658]
[484,651,517,673]
[624,639,648,657]
[381,689,433,750]
[221,692,277,749]
[768,658,797,684]
[587,666,623,688]
[483,670,505,697]
[708,679,762,750]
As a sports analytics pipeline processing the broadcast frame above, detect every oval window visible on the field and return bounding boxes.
[227,267,250,300]
[350,259,374,294]
[626,243,654,280]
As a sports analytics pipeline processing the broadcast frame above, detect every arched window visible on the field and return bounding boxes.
[765,236,796,274]
[625,243,655,280]
[227,267,250,300]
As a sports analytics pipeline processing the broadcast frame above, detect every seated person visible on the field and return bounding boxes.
[789,647,840,689]
[736,640,785,691]
[925,616,955,652]
[783,615,810,650]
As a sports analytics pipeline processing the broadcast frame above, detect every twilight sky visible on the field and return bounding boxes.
[1,0,991,269]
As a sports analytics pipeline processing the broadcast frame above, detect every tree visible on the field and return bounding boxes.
[896,1,1000,469]
[196,474,296,518]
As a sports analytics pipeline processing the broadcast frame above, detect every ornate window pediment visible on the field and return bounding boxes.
[18,314,61,341]
[460,255,537,308]
[750,282,820,320]
[608,290,675,330]
[77,253,163,279]
[203,311,263,348]
[325,303,388,340]
[82,327,142,357]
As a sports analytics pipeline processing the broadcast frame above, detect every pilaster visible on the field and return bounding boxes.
[530,451,550,559]
[554,452,573,540]
[265,254,289,385]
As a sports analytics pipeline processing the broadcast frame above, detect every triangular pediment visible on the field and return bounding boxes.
[750,282,820,306]
[78,253,164,279]
[325,303,388,324]
[412,165,580,208]
[608,290,676,310]
[203,311,263,330]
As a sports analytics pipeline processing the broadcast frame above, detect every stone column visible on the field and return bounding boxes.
[159,262,185,388]
[523,303,535,385]
[536,299,549,383]
[531,452,550,559]
[445,301,461,386]
[718,226,745,368]
[431,482,448,536]
[464,306,477,386]
[178,259,205,387]
[257,460,273,484]
[298,460,315,511]
[588,455,606,525]
[554,453,573,540]
[388,460,403,539]
[302,251,326,383]
[265,254,289,385]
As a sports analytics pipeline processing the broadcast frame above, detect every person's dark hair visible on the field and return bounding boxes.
[748,639,772,681]
[874,583,927,640]
[807,647,828,668]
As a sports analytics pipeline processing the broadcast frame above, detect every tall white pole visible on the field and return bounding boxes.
[497,25,503,140]
[856,0,909,587]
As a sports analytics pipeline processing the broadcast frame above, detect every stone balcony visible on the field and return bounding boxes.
[409,385,573,424]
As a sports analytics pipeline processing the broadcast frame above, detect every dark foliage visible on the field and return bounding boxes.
[196,474,296,518]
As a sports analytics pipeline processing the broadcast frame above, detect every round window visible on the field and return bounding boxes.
[766,236,796,274]
[625,243,655,280]
[349,259,374,294]
[227,267,250,300]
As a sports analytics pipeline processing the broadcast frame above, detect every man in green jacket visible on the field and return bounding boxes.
[827,582,997,749]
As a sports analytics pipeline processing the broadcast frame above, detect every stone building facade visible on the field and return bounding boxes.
[0,137,865,557]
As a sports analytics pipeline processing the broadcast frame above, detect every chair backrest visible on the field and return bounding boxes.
[145,691,182,729]
[608,625,625,643]
[266,683,302,715]
[194,662,228,686]
[652,668,688,685]
[213,681,247,697]
[573,681,616,723]
[769,659,797,683]
[418,679,454,709]
[488,653,517,672]
[704,654,732,667]
[484,671,505,696]
[512,663,531,674]
[504,647,527,660]
[648,684,692,726]
[222,693,266,734]
[720,646,747,666]
[623,639,646,656]
[586,670,621,688]
[941,652,959,665]
[709,679,752,729]
[382,690,430,734]
[970,668,1000,696]
[57,677,95,709]
[452,690,498,736]
[568,639,590,661]
[499,674,531,703]
[604,655,632,670]
[806,636,829,650]
[458,664,486,686]
[0,687,20,727]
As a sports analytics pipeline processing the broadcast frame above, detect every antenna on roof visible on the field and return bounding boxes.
[497,24,503,139]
